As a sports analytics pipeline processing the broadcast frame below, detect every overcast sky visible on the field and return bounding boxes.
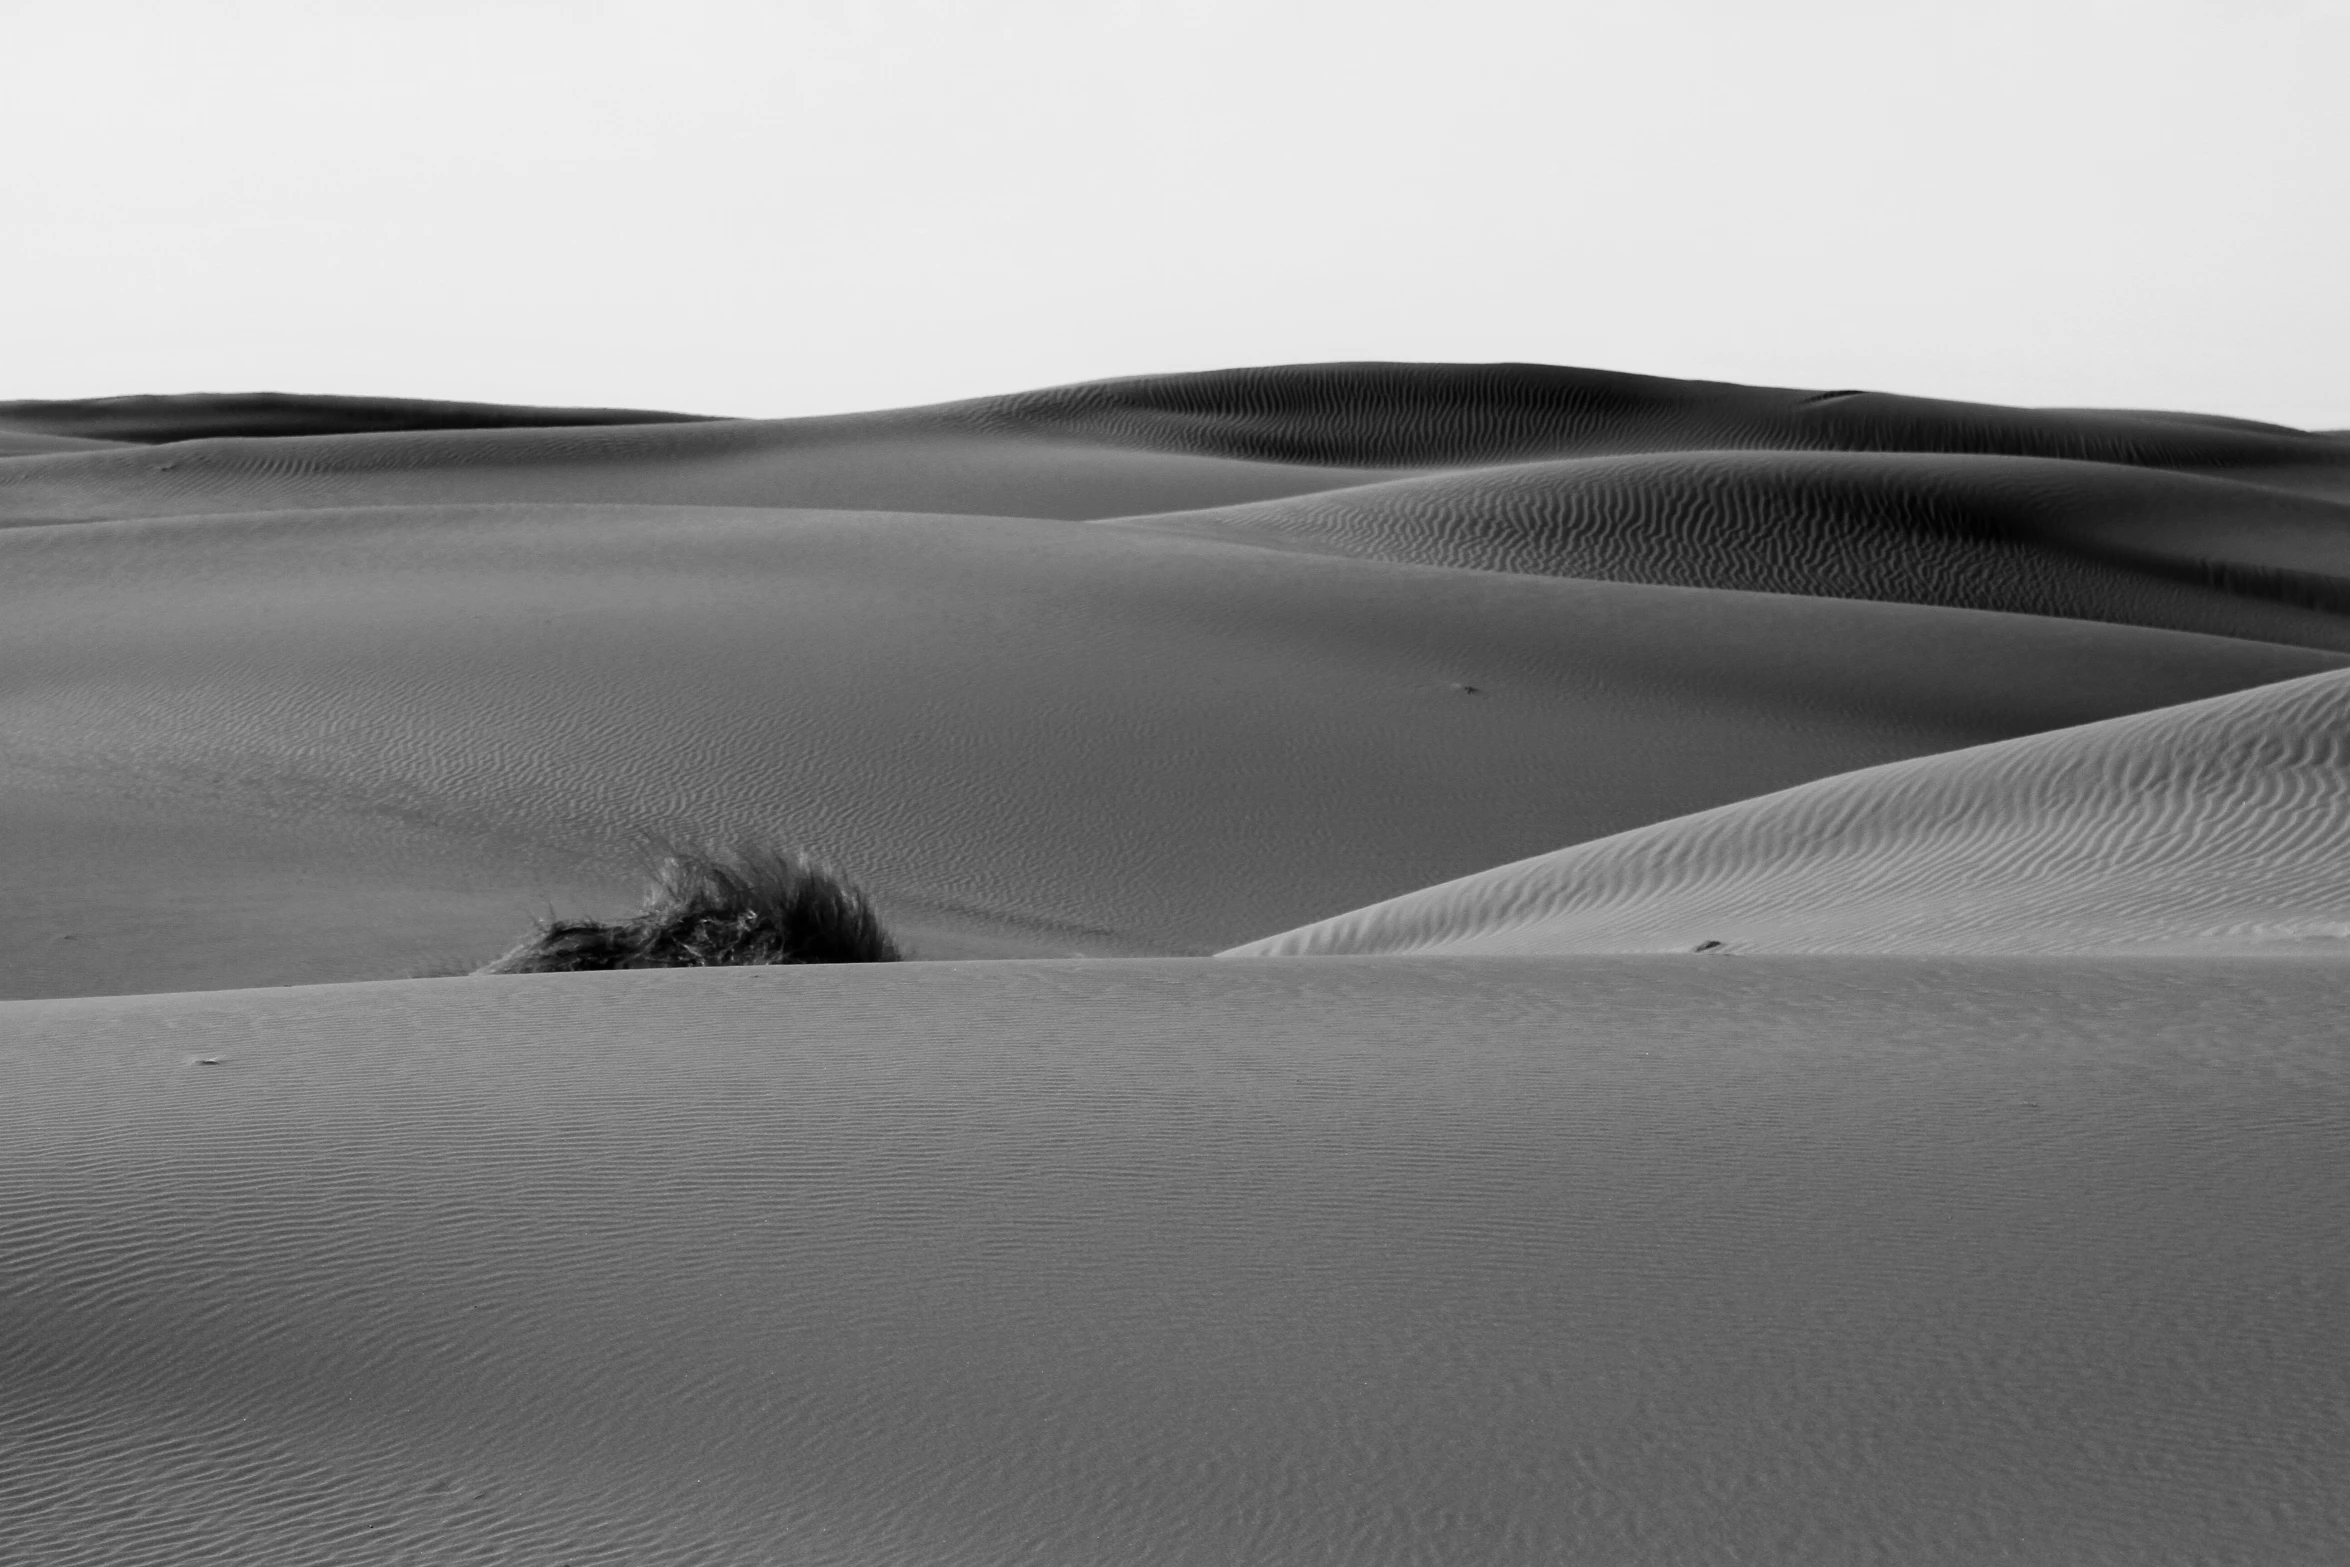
[6,0,2345,424]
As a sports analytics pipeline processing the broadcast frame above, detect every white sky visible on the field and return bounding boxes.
[5,0,2346,425]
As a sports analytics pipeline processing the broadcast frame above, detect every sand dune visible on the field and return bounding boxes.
[0,404,1399,527]
[4,957,2343,1565]
[9,364,2350,995]
[8,362,2348,1560]
[0,391,716,444]
[1230,666,2350,958]
[0,431,129,458]
[1121,450,2350,651]
[980,362,2350,486]
[6,501,2337,998]
[5,364,2345,530]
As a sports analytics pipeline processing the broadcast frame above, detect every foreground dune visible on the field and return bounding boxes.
[3,957,2343,1564]
[1231,666,2350,958]
[6,502,2338,997]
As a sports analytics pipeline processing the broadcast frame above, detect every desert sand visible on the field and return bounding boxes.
[1232,664,2350,958]
[3,363,2346,1561]
[6,958,2346,1564]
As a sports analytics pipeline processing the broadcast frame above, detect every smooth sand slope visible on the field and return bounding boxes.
[4,364,2346,530]
[1232,666,2350,958]
[6,502,2340,998]
[1122,450,2350,651]
[4,957,2344,1565]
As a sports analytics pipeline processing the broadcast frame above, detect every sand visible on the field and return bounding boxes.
[1118,451,2350,651]
[1232,665,2350,958]
[5,362,2346,1559]
[0,391,718,444]
[5,503,2337,996]
[5,365,2346,531]
[4,957,2345,1564]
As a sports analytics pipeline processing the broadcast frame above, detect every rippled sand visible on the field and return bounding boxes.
[3,364,2345,1561]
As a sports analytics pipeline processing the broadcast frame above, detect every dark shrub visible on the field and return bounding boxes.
[474,844,902,974]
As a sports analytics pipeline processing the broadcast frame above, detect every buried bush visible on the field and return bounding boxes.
[474,844,902,973]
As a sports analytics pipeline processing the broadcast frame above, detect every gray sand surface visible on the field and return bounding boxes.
[5,364,2345,1561]
[5,957,2346,1566]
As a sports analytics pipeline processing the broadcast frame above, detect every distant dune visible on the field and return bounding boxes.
[6,363,2350,996]
[1120,450,2350,651]
[0,391,716,443]
[3,364,2343,531]
[4,503,2336,997]
[0,397,1399,527]
[974,362,2347,482]
[6,363,2346,1560]
[0,430,130,457]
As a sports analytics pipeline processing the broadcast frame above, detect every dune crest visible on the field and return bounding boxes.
[973,361,2347,480]
[1227,666,2350,958]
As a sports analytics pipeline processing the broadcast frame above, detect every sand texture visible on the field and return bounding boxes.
[1230,666,2350,957]
[1120,451,2350,651]
[6,363,2347,1560]
[6,502,2339,997]
[5,957,2346,1566]
[5,365,2346,531]
[9,362,2350,997]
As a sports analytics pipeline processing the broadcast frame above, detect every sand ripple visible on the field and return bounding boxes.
[3,957,2344,1563]
[1123,450,2350,651]
[1230,666,2350,956]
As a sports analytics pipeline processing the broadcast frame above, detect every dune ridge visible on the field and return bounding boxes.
[973,361,2348,479]
[0,416,1397,527]
[1227,666,2350,958]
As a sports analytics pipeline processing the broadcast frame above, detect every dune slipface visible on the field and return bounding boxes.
[1228,666,2350,958]
[3,958,2345,1565]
